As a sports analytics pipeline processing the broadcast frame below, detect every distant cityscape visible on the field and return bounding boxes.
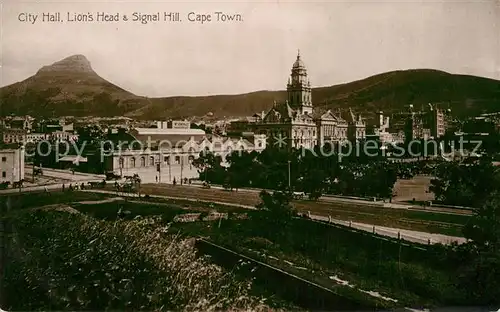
[1,52,500,187]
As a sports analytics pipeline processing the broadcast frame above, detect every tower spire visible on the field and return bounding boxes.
[297,49,300,59]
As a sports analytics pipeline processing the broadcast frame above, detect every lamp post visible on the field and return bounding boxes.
[180,155,184,185]
[32,144,36,183]
[19,145,24,194]
[157,161,161,183]
[288,160,291,190]
[168,156,172,183]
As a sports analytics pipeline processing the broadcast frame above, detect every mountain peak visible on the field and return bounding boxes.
[37,54,94,74]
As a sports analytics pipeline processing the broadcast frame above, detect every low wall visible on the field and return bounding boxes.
[195,239,385,311]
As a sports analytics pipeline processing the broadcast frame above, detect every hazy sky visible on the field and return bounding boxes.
[1,0,499,97]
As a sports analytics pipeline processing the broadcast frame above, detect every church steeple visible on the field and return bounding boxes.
[287,50,312,115]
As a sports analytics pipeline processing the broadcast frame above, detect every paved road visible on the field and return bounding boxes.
[28,167,105,182]
[0,168,105,195]
[140,184,468,244]
[145,182,473,216]
[0,179,103,196]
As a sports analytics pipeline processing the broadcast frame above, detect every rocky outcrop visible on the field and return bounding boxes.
[37,54,94,74]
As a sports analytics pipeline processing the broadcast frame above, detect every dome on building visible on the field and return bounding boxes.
[292,50,306,70]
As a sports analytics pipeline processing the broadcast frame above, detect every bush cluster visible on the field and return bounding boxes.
[3,210,268,311]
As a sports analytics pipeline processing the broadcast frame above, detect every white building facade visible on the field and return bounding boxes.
[0,146,25,183]
[104,128,266,184]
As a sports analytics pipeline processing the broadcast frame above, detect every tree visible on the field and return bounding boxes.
[76,125,105,148]
[300,169,326,200]
[192,150,225,184]
[430,159,500,208]
[463,192,500,252]
[253,147,292,190]
[453,192,500,304]
[225,150,259,189]
[255,190,296,226]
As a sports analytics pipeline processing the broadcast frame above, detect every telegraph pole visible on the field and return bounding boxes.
[180,155,184,185]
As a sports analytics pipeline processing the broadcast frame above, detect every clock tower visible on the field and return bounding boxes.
[286,50,313,115]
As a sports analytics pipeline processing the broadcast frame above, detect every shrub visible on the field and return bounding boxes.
[4,210,268,311]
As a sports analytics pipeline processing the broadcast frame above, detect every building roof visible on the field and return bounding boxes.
[134,128,206,136]
[0,142,23,150]
[59,155,88,163]
[2,129,27,134]
[132,133,204,150]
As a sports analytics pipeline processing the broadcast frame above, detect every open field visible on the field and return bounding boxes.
[140,184,470,237]
[0,190,113,210]
[393,175,434,203]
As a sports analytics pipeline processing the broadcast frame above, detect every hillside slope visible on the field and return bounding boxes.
[0,55,149,117]
[138,69,500,121]
[1,54,499,120]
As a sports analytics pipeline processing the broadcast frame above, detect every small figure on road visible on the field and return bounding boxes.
[69,184,73,191]
[44,186,50,195]
[81,183,85,190]
[62,184,65,192]
[173,178,177,186]
[156,176,158,183]
[71,168,75,175]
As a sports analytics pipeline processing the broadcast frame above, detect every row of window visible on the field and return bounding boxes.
[118,155,195,168]
[293,129,316,137]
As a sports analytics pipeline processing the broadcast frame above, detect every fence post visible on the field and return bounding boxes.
[428,239,431,245]
[398,232,401,240]
[349,221,352,228]
[372,226,375,234]
[328,215,331,223]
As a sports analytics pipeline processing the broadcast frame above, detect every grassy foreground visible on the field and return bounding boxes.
[66,197,468,309]
[170,216,466,309]
[0,191,479,310]
[2,209,270,311]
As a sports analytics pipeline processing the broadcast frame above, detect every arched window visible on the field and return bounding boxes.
[188,155,195,163]
[164,156,170,165]
[130,157,136,168]
[140,157,145,167]
[149,156,155,166]
[175,156,181,164]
